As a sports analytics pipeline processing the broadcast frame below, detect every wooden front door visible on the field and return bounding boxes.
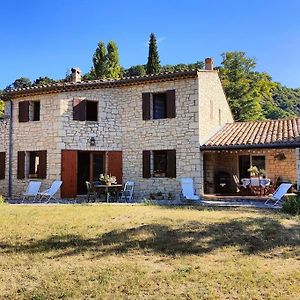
[61,150,78,198]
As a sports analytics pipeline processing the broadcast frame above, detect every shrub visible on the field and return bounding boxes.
[282,195,300,215]
[0,195,6,205]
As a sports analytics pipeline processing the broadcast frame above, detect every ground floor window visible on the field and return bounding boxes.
[143,150,176,178]
[239,155,266,179]
[0,152,5,180]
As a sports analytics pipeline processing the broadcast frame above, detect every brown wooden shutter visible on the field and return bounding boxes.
[0,152,5,180]
[166,90,176,118]
[38,150,47,179]
[61,150,78,198]
[142,150,151,178]
[73,98,86,121]
[17,151,25,179]
[106,151,123,184]
[18,101,29,122]
[166,150,176,178]
[142,93,151,120]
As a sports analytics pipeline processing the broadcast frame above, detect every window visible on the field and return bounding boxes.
[153,94,167,119]
[143,150,176,178]
[238,155,266,179]
[73,99,98,121]
[142,90,176,120]
[18,101,40,122]
[17,150,47,179]
[153,151,167,177]
[0,152,5,180]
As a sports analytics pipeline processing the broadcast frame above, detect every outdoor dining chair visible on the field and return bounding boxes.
[38,180,62,203]
[22,181,41,202]
[119,181,134,202]
[85,181,97,202]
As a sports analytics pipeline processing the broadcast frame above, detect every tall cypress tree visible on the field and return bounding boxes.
[146,33,160,75]
[106,41,121,78]
[92,41,107,78]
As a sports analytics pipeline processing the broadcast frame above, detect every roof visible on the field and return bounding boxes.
[2,69,204,100]
[201,117,300,150]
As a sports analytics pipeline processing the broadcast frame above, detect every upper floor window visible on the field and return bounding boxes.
[142,90,176,120]
[19,100,40,122]
[73,98,98,121]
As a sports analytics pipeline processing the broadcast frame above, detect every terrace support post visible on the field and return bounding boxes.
[8,100,13,199]
[296,148,300,191]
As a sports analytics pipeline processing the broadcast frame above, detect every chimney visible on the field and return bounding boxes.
[70,67,81,82]
[205,57,214,71]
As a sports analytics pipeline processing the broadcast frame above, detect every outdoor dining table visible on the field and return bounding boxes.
[241,177,271,195]
[93,184,123,202]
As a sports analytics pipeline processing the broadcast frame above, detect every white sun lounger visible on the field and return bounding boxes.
[22,181,41,202]
[38,180,62,203]
[264,183,293,206]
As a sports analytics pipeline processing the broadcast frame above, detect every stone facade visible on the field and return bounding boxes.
[0,117,9,195]
[0,71,234,199]
[203,148,298,194]
[297,148,300,190]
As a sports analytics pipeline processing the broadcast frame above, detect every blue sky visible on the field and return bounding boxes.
[1,0,300,89]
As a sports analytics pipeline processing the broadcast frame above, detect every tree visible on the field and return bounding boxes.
[33,76,56,85]
[0,90,4,117]
[92,41,107,78]
[146,33,160,75]
[106,41,121,78]
[123,64,146,77]
[219,52,276,121]
[4,77,32,91]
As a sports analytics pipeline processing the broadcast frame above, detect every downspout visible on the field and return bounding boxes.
[8,100,13,198]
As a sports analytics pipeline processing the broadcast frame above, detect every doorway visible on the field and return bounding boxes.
[77,151,90,194]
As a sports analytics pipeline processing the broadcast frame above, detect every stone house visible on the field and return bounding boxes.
[0,60,299,199]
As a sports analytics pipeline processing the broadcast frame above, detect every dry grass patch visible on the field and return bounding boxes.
[0,205,299,299]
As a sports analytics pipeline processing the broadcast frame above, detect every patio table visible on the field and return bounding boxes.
[241,178,271,195]
[93,184,123,202]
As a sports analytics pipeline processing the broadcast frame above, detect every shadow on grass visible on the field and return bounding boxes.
[1,217,299,258]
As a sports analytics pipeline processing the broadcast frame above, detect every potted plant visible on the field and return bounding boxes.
[99,174,117,186]
[247,166,259,177]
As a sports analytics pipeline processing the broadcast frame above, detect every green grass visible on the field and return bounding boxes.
[0,205,299,299]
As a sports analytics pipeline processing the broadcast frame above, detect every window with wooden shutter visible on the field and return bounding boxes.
[166,90,176,118]
[37,150,47,179]
[17,151,25,179]
[19,101,29,122]
[73,98,86,121]
[142,93,151,120]
[142,150,151,178]
[166,150,176,178]
[0,152,5,180]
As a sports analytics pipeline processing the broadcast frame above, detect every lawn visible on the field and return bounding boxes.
[0,205,299,300]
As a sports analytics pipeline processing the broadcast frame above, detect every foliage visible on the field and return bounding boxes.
[33,76,57,86]
[161,61,204,72]
[106,41,121,79]
[4,77,32,91]
[92,41,107,79]
[0,90,4,117]
[146,33,160,75]
[0,195,6,204]
[282,195,300,215]
[99,174,117,185]
[122,64,146,77]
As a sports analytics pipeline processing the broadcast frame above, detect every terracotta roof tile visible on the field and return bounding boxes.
[201,117,300,149]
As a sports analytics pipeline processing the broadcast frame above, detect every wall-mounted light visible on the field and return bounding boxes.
[90,137,96,146]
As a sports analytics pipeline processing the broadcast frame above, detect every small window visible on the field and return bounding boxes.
[32,101,40,121]
[18,101,40,122]
[153,151,167,177]
[29,151,40,177]
[86,101,98,121]
[252,156,266,171]
[153,93,167,119]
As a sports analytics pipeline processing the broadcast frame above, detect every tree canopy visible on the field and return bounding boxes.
[146,33,160,75]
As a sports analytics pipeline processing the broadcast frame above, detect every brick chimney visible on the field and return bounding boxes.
[70,67,81,82]
[205,57,214,71]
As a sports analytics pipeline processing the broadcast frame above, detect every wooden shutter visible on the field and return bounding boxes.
[17,151,25,179]
[61,150,78,198]
[73,98,86,121]
[18,101,29,122]
[107,151,123,184]
[142,150,151,178]
[37,150,47,179]
[0,152,5,180]
[166,90,176,118]
[166,150,176,178]
[142,93,151,120]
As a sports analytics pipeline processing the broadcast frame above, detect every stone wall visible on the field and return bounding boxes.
[0,117,9,196]
[203,148,298,194]
[296,148,300,190]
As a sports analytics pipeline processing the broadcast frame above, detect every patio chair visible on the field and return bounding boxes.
[38,180,63,203]
[119,181,134,202]
[85,181,97,202]
[181,178,199,201]
[233,175,245,193]
[22,181,41,202]
[264,183,292,206]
